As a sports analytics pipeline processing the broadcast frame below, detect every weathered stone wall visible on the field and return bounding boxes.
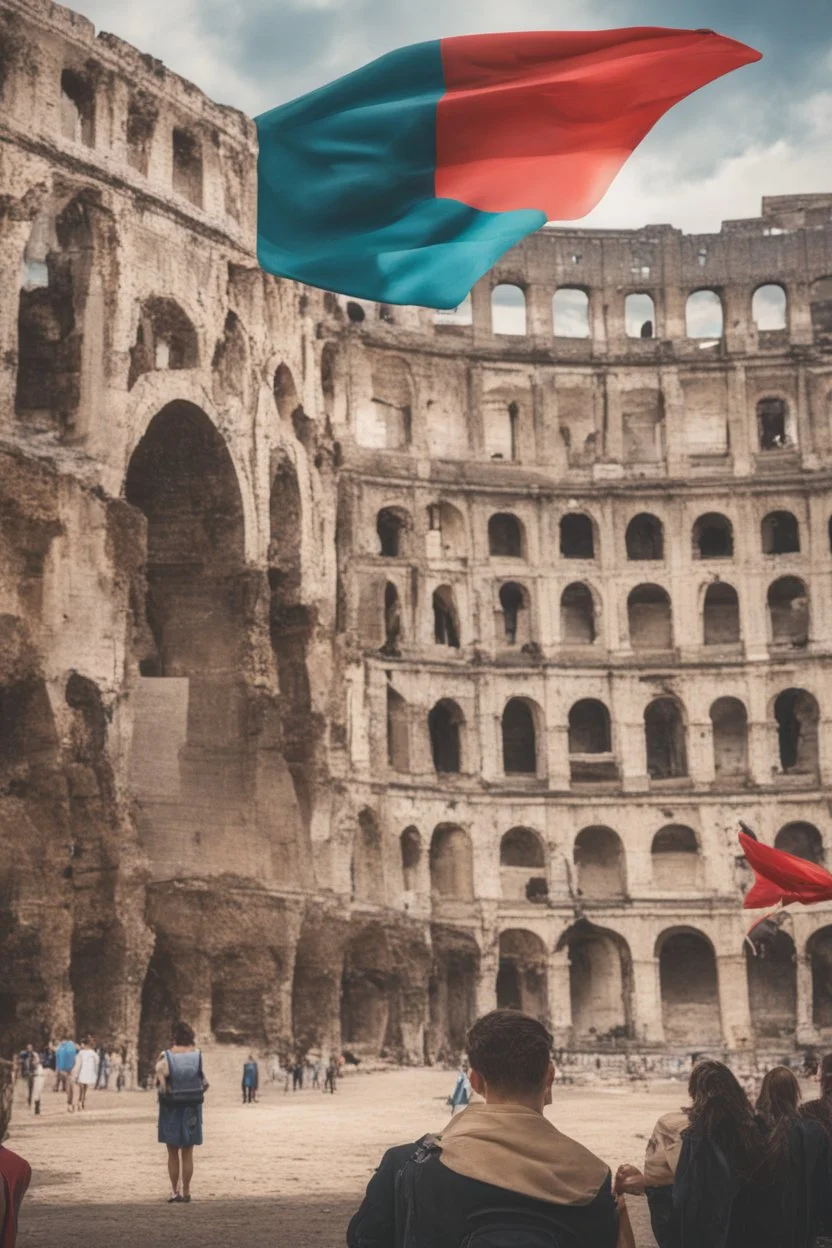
[2,0,832,1067]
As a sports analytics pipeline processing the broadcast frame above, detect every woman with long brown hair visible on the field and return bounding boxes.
[755,1065,829,1247]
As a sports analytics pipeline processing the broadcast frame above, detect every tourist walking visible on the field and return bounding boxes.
[95,1043,109,1091]
[156,1021,208,1204]
[15,1049,35,1110]
[0,1058,31,1247]
[53,1036,77,1099]
[292,1060,303,1091]
[72,1038,99,1111]
[448,1064,471,1113]
[311,1060,321,1090]
[324,1058,338,1094]
[29,1056,45,1118]
[241,1056,258,1104]
[108,1049,123,1092]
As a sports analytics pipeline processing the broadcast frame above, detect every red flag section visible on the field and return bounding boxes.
[739,830,832,910]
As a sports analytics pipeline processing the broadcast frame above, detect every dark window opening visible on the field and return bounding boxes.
[768,577,809,647]
[400,827,421,890]
[625,514,663,561]
[430,825,474,898]
[128,298,199,390]
[381,582,401,655]
[568,700,611,754]
[433,586,460,648]
[560,583,595,645]
[758,397,788,451]
[60,69,95,146]
[387,687,409,771]
[693,513,733,559]
[508,401,520,462]
[774,688,819,775]
[127,94,157,174]
[346,301,365,323]
[775,822,823,865]
[488,513,524,558]
[501,827,544,868]
[560,514,595,559]
[703,583,740,645]
[628,584,672,651]
[710,696,748,779]
[762,511,800,555]
[502,699,537,775]
[810,277,832,346]
[640,319,653,338]
[172,128,203,208]
[377,508,407,557]
[499,582,527,645]
[645,698,687,779]
[429,700,463,774]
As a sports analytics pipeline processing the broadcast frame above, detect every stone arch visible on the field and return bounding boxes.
[559,513,595,559]
[340,923,392,1055]
[61,67,95,146]
[377,506,410,557]
[273,362,302,423]
[498,581,530,646]
[574,827,626,898]
[762,511,800,555]
[128,297,199,389]
[502,698,539,775]
[693,512,733,559]
[645,697,688,780]
[492,283,526,335]
[488,513,525,559]
[558,921,633,1042]
[746,926,796,1040]
[703,583,740,645]
[291,912,345,1059]
[497,929,548,1020]
[568,699,611,754]
[752,283,787,332]
[400,827,421,891]
[381,581,402,655]
[710,696,748,780]
[351,808,384,902]
[137,934,181,1084]
[808,926,832,1031]
[430,825,474,900]
[500,828,547,903]
[553,287,590,338]
[774,688,820,776]
[626,514,664,561]
[757,396,791,451]
[775,822,824,864]
[685,289,723,338]
[428,699,464,774]
[625,292,655,339]
[628,584,672,651]
[560,583,596,645]
[657,927,721,1045]
[767,576,809,646]
[172,127,203,206]
[432,584,460,648]
[429,926,479,1061]
[652,826,701,889]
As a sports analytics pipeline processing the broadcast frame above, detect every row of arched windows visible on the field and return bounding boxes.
[395,688,820,781]
[378,504,825,563]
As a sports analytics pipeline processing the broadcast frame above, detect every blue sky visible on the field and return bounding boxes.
[76,0,830,232]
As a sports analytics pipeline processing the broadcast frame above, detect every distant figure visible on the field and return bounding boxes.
[0,1057,31,1247]
[29,1056,45,1118]
[53,1037,77,1101]
[311,1061,321,1090]
[448,1065,471,1114]
[292,1060,304,1092]
[72,1038,99,1111]
[156,1021,208,1204]
[95,1043,108,1090]
[269,1056,281,1083]
[108,1050,123,1092]
[242,1056,258,1104]
[16,1049,35,1109]
[324,1059,338,1094]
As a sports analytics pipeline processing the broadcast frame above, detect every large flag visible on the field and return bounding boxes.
[256,28,760,308]
[739,827,832,911]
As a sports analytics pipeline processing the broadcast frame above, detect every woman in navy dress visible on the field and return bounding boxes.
[155,1021,208,1203]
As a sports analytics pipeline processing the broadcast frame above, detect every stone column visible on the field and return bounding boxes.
[546,723,571,791]
[526,283,551,341]
[548,948,572,1045]
[619,718,649,792]
[716,953,753,1049]
[688,718,715,786]
[631,957,664,1045]
[746,719,774,787]
[795,949,816,1046]
[476,947,499,1017]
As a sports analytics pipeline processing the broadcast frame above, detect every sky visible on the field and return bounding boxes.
[74,0,831,234]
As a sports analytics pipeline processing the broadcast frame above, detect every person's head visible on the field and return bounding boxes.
[757,1066,800,1126]
[466,1010,554,1112]
[819,1053,832,1098]
[26,1043,33,1053]
[248,1053,255,1062]
[171,1020,195,1047]
[688,1060,762,1174]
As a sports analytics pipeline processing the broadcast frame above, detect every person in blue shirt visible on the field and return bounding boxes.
[53,1038,77,1107]
[242,1057,258,1104]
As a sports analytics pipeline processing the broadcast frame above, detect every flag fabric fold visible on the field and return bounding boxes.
[255,27,761,308]
[738,830,832,911]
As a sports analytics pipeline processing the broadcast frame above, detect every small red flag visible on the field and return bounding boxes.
[739,830,832,910]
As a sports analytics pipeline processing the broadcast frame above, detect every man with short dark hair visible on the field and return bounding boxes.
[347,1010,618,1247]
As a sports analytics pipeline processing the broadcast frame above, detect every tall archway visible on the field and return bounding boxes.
[429,825,474,900]
[658,929,721,1045]
[809,927,832,1031]
[628,585,672,650]
[703,584,740,645]
[497,930,548,1021]
[574,827,626,898]
[652,826,701,889]
[645,698,687,779]
[351,808,384,902]
[429,926,479,1062]
[500,828,547,903]
[502,699,539,775]
[428,700,464,773]
[768,577,809,647]
[560,583,596,644]
[560,921,632,1042]
[774,689,820,775]
[625,514,664,561]
[746,928,796,1041]
[693,513,733,559]
[400,827,421,891]
[710,697,748,780]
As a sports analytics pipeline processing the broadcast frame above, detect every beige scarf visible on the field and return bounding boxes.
[643,1111,689,1187]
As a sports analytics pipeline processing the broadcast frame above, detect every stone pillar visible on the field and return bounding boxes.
[620,718,649,792]
[796,949,815,1046]
[746,719,773,787]
[526,283,551,340]
[716,953,753,1049]
[688,718,715,786]
[547,723,571,791]
[787,280,814,347]
[548,948,572,1045]
[726,365,751,477]
[476,947,499,1017]
[631,957,664,1045]
[603,371,624,463]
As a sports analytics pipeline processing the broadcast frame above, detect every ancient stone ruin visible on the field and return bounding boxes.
[2,0,832,1078]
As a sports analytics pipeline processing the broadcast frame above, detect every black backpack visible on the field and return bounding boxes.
[395,1138,562,1248]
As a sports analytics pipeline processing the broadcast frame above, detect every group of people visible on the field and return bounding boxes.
[267,1054,341,1094]
[15,1036,132,1115]
[349,1010,832,1248]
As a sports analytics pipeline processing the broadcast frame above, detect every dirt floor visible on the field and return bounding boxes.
[10,1061,689,1248]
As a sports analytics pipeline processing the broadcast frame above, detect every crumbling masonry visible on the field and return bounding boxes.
[2,0,832,1076]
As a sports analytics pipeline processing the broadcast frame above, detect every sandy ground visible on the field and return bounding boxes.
[9,1063,688,1248]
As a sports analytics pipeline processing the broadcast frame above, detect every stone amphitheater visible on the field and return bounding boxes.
[2,0,832,1081]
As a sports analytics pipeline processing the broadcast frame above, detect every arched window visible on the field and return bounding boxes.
[370,355,413,449]
[499,582,529,646]
[553,288,590,338]
[488,513,524,558]
[628,585,673,651]
[574,827,626,897]
[387,687,409,771]
[500,828,547,903]
[430,825,474,899]
[710,696,748,779]
[428,699,464,773]
[625,292,655,339]
[693,513,733,559]
[757,397,790,451]
[685,290,723,339]
[433,585,460,648]
[658,929,721,1044]
[568,700,611,754]
[502,699,538,775]
[703,583,740,645]
[61,69,95,146]
[775,822,824,865]
[382,582,401,654]
[128,298,199,389]
[491,284,526,335]
[762,511,800,555]
[645,698,687,779]
[752,284,787,332]
[273,362,301,423]
[774,688,819,775]
[768,576,809,646]
[625,514,664,561]
[560,583,596,645]
[652,826,701,889]
[746,927,796,1040]
[377,507,408,557]
[810,277,832,346]
[560,514,595,559]
[427,502,466,558]
[172,127,203,208]
[560,921,632,1040]
[400,826,421,891]
[497,930,548,1020]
